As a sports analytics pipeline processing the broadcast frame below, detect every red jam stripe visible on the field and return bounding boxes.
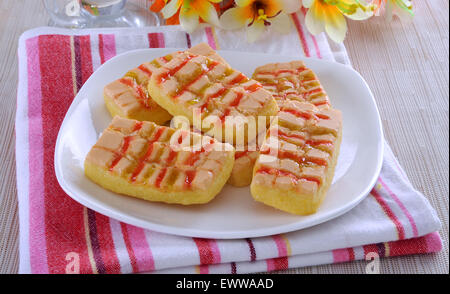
[219,108,231,123]
[313,101,329,107]
[261,146,328,166]
[130,144,154,182]
[257,167,293,178]
[184,150,203,166]
[157,54,195,83]
[304,88,322,96]
[284,91,299,96]
[254,71,275,77]
[130,128,165,182]
[244,83,262,93]
[119,78,150,109]
[256,68,307,77]
[256,70,291,76]
[281,108,312,120]
[109,136,133,171]
[256,166,321,185]
[200,87,227,112]
[305,139,333,147]
[174,74,204,98]
[184,141,215,166]
[133,121,143,132]
[228,73,246,85]
[166,149,177,164]
[135,87,150,108]
[277,69,301,75]
[306,157,328,166]
[314,113,330,120]
[218,92,246,121]
[260,148,304,163]
[260,81,278,87]
[184,170,196,188]
[300,176,322,186]
[275,129,306,141]
[300,77,317,83]
[119,77,133,87]
[229,92,244,107]
[138,64,152,76]
[276,129,333,147]
[174,61,219,98]
[154,167,168,188]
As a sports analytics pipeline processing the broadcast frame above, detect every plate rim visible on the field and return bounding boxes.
[54,48,384,239]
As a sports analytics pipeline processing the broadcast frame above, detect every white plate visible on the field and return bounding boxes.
[55,48,383,239]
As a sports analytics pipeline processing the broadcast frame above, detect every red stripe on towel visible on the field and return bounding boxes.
[39,35,92,273]
[266,257,289,272]
[246,238,257,261]
[194,238,221,265]
[98,34,116,64]
[148,32,165,48]
[371,187,406,240]
[78,35,94,85]
[120,223,139,273]
[94,213,121,274]
[26,36,49,274]
[204,27,217,50]
[291,13,310,57]
[300,7,322,59]
[124,225,155,272]
[379,177,419,237]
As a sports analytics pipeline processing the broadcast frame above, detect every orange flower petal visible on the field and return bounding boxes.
[150,0,166,13]
[166,10,180,25]
[191,0,220,27]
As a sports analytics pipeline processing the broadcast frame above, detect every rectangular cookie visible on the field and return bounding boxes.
[84,116,235,205]
[103,43,228,124]
[253,61,330,109]
[228,61,333,187]
[227,130,264,187]
[147,52,279,145]
[250,101,342,215]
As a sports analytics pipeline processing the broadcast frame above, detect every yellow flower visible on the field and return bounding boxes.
[220,0,301,42]
[161,0,222,33]
[303,0,375,43]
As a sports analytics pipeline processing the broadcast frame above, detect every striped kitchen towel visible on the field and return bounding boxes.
[16,14,442,274]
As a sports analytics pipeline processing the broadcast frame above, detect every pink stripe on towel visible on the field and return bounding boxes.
[26,36,49,274]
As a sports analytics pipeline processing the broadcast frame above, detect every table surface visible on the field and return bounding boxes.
[0,0,448,274]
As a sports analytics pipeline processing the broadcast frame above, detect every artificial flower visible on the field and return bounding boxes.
[220,0,301,42]
[303,0,375,43]
[372,0,413,22]
[151,0,222,33]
